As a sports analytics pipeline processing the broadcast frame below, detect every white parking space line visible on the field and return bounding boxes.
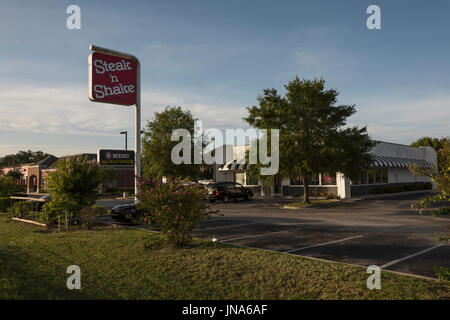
[284,235,365,254]
[380,244,445,269]
[220,227,304,242]
[196,223,256,232]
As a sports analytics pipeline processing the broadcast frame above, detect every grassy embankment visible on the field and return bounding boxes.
[0,214,449,299]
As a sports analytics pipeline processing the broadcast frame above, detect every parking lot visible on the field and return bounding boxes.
[192,193,450,279]
[97,192,449,279]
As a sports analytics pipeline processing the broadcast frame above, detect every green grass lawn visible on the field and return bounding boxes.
[0,215,449,299]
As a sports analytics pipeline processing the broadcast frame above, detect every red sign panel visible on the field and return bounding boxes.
[89,52,137,106]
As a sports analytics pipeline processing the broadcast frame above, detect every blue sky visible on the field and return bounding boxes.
[0,0,449,156]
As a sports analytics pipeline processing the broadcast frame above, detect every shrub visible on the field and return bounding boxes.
[79,206,101,230]
[432,207,450,216]
[325,192,339,200]
[91,204,107,215]
[434,266,450,281]
[44,156,110,221]
[424,182,433,190]
[138,178,214,247]
[0,176,20,196]
[0,197,10,212]
[9,201,32,218]
[292,192,302,198]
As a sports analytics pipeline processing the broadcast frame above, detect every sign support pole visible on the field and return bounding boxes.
[89,44,141,203]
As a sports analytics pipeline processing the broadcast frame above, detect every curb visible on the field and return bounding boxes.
[350,190,437,201]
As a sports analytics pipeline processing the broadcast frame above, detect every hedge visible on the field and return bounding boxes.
[0,197,11,213]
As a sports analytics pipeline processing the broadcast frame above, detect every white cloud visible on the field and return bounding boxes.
[350,94,450,143]
[0,84,248,152]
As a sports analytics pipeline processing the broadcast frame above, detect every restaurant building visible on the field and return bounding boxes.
[217,141,438,199]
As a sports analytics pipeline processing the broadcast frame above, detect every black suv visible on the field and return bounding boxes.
[205,182,253,203]
[110,203,145,223]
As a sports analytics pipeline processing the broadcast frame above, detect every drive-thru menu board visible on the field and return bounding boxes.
[98,149,135,166]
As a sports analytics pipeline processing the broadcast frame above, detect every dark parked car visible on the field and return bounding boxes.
[205,182,253,203]
[110,203,145,222]
[26,193,50,211]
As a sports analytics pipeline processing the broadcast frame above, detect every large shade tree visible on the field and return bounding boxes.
[244,77,374,203]
[142,106,204,180]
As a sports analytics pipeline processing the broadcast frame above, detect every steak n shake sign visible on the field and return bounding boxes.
[88,44,142,203]
[89,52,137,106]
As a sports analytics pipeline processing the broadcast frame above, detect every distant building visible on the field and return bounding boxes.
[0,155,58,193]
[216,141,438,199]
[0,153,134,194]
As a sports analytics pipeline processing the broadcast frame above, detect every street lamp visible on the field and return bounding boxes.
[212,137,216,182]
[120,131,127,150]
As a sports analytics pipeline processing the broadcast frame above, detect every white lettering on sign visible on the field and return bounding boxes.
[112,153,131,159]
[93,84,136,99]
[93,59,133,74]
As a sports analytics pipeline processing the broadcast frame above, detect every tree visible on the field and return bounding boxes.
[6,170,23,181]
[43,156,110,221]
[410,139,449,224]
[410,136,449,171]
[0,150,52,168]
[142,106,204,180]
[0,176,19,196]
[244,77,374,203]
[410,139,449,280]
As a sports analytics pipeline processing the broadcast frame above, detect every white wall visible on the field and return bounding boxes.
[337,172,351,199]
[388,167,431,184]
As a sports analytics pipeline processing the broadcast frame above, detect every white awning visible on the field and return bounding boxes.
[218,155,434,171]
[218,159,248,171]
[371,154,434,169]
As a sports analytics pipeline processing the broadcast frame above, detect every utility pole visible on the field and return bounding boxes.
[212,138,216,182]
[120,131,128,150]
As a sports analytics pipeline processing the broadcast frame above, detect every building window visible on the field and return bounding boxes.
[367,168,375,184]
[308,173,320,185]
[321,173,336,185]
[234,172,245,186]
[381,168,388,183]
[360,171,368,184]
[375,169,381,184]
[290,175,303,185]
[245,173,258,186]
[375,168,388,184]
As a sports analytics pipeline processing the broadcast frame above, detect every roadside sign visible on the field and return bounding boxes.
[98,149,135,166]
[89,52,137,106]
[89,44,141,204]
